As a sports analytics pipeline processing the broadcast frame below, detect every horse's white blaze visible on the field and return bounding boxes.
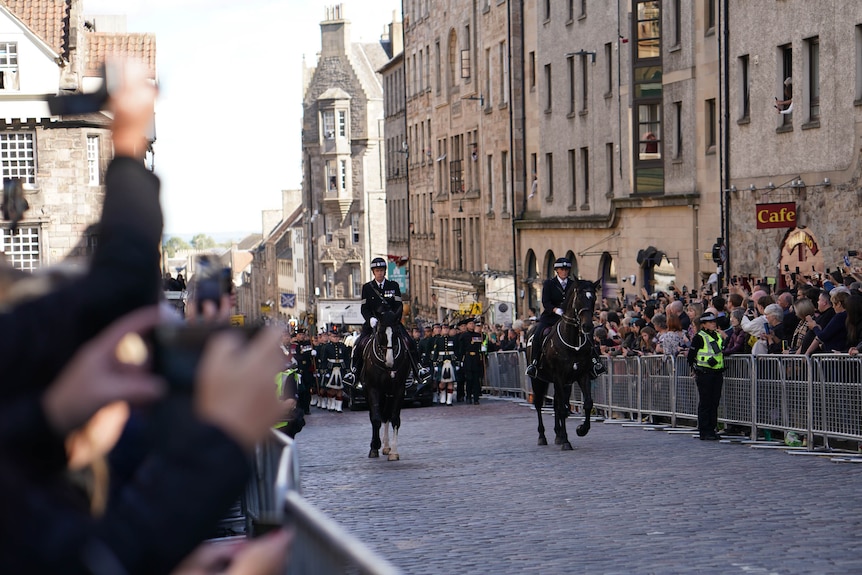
[385,326,394,367]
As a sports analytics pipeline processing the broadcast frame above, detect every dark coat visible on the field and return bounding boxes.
[360,278,403,331]
[0,157,163,401]
[539,277,574,324]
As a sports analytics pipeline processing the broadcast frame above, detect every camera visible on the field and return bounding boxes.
[193,255,232,312]
[152,324,260,393]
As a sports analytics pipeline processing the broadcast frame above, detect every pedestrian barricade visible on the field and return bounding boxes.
[489,350,862,450]
[244,429,402,575]
[483,350,527,399]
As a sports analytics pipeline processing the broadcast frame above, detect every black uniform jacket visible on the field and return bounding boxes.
[360,278,403,328]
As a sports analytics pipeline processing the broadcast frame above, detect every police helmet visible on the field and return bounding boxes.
[554,257,572,269]
[370,257,387,270]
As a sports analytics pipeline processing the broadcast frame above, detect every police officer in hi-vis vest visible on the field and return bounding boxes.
[687,312,725,441]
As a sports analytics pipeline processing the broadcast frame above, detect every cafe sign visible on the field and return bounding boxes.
[756,202,796,229]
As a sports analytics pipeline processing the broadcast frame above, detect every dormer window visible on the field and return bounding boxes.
[0,43,19,90]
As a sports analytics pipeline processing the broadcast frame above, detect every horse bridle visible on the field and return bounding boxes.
[555,287,593,350]
[369,326,402,364]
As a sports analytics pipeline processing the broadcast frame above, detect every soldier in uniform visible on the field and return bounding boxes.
[417,324,438,370]
[460,317,484,404]
[310,330,327,408]
[431,323,458,404]
[319,328,349,412]
[525,257,607,379]
[344,257,429,385]
[293,328,316,415]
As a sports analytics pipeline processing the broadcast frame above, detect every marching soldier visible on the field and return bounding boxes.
[431,323,458,404]
[459,317,484,404]
[319,328,349,412]
[293,328,315,415]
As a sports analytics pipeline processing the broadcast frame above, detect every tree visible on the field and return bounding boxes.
[190,234,216,250]
[163,236,191,257]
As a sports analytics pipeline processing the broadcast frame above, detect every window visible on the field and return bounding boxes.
[739,55,750,120]
[706,0,716,34]
[485,48,492,107]
[567,54,575,113]
[604,42,613,95]
[1,226,40,271]
[672,0,681,47]
[501,150,508,213]
[545,153,554,200]
[529,51,536,90]
[340,160,347,191]
[0,133,35,185]
[606,142,614,196]
[324,214,333,243]
[486,153,494,212]
[87,135,99,186]
[499,41,508,104]
[435,41,441,94]
[324,266,334,298]
[779,43,793,126]
[351,265,361,297]
[579,53,589,111]
[322,110,335,139]
[856,25,862,102]
[673,101,683,158]
[632,1,662,194]
[581,147,590,207]
[567,0,574,22]
[448,30,458,93]
[806,36,819,121]
[338,111,346,137]
[544,64,552,111]
[568,149,577,206]
[580,0,587,18]
[706,98,716,151]
[544,0,551,21]
[0,42,19,90]
[326,160,337,193]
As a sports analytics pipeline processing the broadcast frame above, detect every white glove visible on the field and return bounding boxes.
[554,308,564,316]
[370,317,378,328]
[311,349,317,356]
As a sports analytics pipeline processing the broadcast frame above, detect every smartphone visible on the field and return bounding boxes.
[152,324,260,393]
[194,255,232,312]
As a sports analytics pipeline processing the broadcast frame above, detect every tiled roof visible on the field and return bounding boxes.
[86,33,157,78]
[2,0,70,56]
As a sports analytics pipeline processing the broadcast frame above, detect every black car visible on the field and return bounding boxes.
[343,371,435,411]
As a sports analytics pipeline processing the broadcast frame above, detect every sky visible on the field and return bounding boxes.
[82,0,401,239]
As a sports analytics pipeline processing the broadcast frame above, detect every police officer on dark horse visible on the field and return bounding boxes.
[344,257,429,388]
[526,257,606,380]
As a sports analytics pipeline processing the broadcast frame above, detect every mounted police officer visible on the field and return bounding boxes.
[525,257,606,379]
[687,312,725,441]
[343,257,429,385]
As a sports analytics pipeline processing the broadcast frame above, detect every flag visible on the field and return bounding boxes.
[281,293,296,308]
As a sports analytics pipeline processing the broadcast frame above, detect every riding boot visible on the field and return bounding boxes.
[525,331,543,377]
[343,348,361,385]
[590,347,607,378]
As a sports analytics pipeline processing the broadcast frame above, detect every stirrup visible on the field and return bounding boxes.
[525,363,538,377]
[343,372,356,384]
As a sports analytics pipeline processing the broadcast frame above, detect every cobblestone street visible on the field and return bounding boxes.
[294,397,862,574]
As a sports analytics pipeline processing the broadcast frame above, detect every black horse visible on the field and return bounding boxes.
[360,310,410,460]
[526,279,600,450]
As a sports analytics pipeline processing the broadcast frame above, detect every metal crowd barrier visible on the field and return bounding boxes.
[487,350,862,450]
[483,350,528,399]
[244,429,401,575]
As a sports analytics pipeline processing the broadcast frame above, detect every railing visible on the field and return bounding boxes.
[483,351,862,450]
[244,429,402,575]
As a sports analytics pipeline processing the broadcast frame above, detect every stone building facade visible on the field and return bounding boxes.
[301,5,392,325]
[516,0,721,314]
[725,0,862,288]
[403,0,525,325]
[0,1,156,270]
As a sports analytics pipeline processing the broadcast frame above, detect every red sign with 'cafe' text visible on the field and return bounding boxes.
[756,202,797,229]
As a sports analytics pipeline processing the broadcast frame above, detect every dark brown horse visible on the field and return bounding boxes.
[360,310,410,460]
[526,279,600,450]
